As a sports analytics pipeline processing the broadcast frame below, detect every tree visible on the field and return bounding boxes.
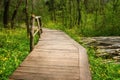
[3,0,11,28]
[46,0,56,22]
[25,0,30,36]
[77,0,81,25]
[11,0,23,28]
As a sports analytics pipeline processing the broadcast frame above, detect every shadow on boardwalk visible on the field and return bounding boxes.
[9,28,91,80]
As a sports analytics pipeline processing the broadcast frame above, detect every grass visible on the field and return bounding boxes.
[45,21,120,80]
[0,27,39,80]
[87,47,120,80]
[0,28,29,80]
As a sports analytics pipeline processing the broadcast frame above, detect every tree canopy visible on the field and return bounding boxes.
[0,0,120,36]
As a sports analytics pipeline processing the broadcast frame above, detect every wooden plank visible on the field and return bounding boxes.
[24,57,78,65]
[37,40,73,45]
[27,52,78,59]
[15,66,79,74]
[20,58,78,67]
[33,48,79,53]
[35,44,78,50]
[33,28,39,37]
[18,65,79,71]
[35,16,41,19]
[10,72,79,80]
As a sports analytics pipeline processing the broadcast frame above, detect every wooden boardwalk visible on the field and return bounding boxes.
[9,28,91,80]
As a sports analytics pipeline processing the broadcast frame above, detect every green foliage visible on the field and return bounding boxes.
[1,0,120,36]
[0,28,29,79]
[44,21,64,30]
[88,48,120,80]
[42,0,120,36]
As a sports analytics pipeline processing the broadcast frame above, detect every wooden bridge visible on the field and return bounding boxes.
[9,16,91,80]
[9,28,91,80]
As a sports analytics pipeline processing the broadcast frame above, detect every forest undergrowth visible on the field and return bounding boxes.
[0,26,39,80]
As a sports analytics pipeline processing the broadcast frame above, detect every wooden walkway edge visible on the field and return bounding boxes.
[9,28,91,80]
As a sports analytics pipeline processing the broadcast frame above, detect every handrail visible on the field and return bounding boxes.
[30,15,43,51]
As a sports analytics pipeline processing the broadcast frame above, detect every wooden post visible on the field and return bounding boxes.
[36,18,41,38]
[39,18,43,33]
[29,15,43,52]
[30,15,35,51]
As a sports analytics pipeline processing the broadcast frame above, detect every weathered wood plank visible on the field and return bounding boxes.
[10,72,79,80]
[15,66,79,74]
[20,59,78,67]
[27,52,78,59]
[35,44,77,50]
[33,49,79,53]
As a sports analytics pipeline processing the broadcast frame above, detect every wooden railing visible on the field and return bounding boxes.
[30,15,42,51]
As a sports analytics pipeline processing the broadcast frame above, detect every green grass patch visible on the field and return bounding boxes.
[0,27,39,80]
[88,47,120,80]
[0,28,29,79]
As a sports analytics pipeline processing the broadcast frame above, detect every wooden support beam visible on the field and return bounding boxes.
[30,15,43,51]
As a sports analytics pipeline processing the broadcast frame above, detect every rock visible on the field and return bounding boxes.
[81,37,97,45]
[81,37,120,61]
[97,49,114,53]
[96,53,111,59]
[113,56,120,61]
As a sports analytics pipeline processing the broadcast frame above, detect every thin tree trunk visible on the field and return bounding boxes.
[0,0,3,11]
[69,0,72,28]
[84,0,88,11]
[94,9,98,28]
[3,0,11,28]
[77,0,81,25]
[64,0,68,26]
[50,0,56,22]
[31,0,35,14]
[11,0,23,28]
[60,0,65,25]
[25,0,30,36]
[53,0,56,22]
[111,0,119,31]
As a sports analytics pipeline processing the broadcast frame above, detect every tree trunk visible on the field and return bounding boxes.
[111,0,119,31]
[31,0,35,14]
[50,0,56,22]
[60,0,65,25]
[11,0,23,28]
[77,0,81,25]
[3,0,11,28]
[84,0,88,11]
[69,0,72,28]
[94,8,98,28]
[25,0,30,36]
[0,0,3,9]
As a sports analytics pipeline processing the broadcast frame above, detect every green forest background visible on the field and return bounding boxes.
[0,0,120,80]
[1,0,120,36]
